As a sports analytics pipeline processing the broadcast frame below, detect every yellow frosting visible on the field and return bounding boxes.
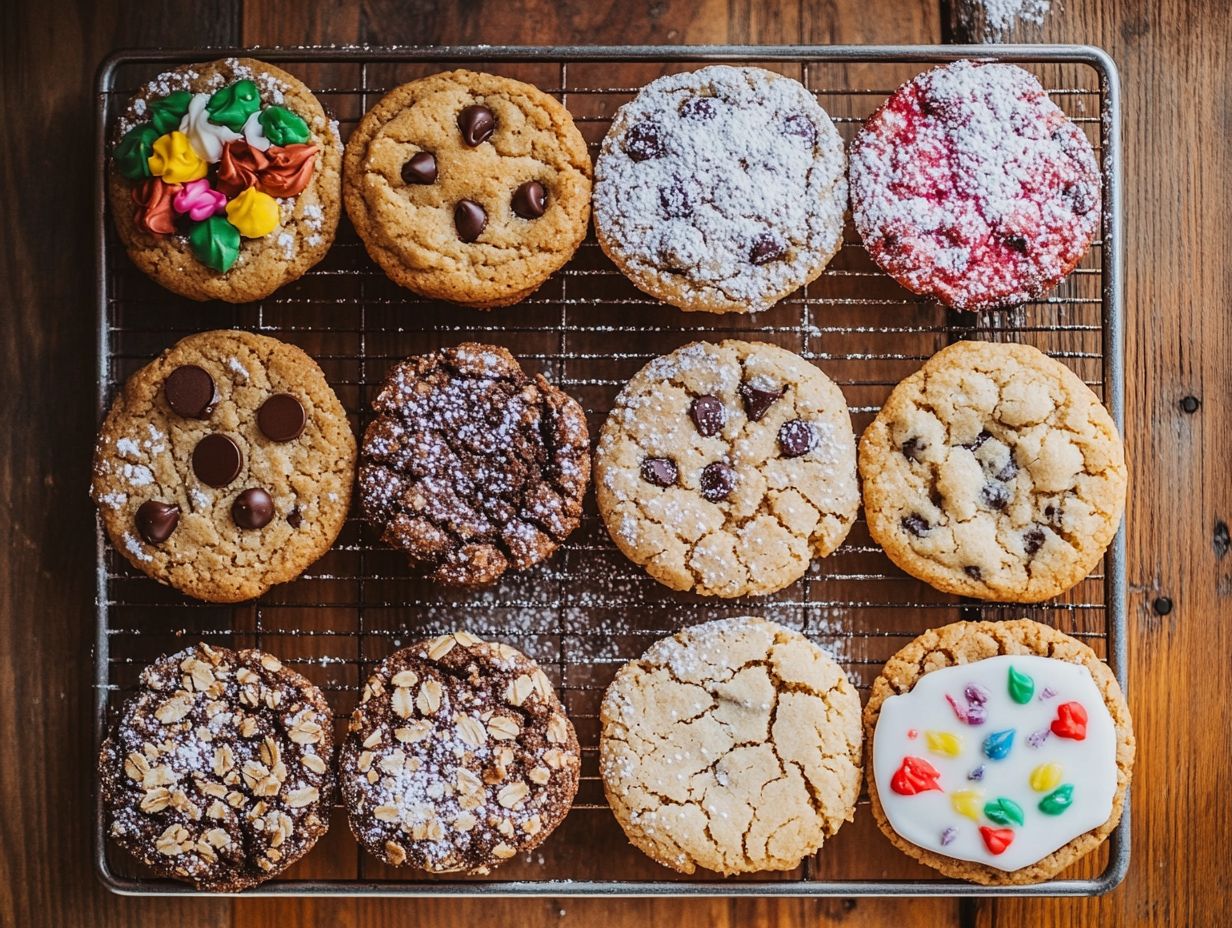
[950,789,983,821]
[147,131,207,183]
[1029,762,1063,793]
[924,730,962,757]
[225,187,280,238]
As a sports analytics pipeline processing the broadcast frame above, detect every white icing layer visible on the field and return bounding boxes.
[242,110,271,151]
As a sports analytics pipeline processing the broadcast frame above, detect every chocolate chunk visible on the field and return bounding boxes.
[782,113,817,144]
[778,419,815,458]
[640,456,677,487]
[996,457,1019,482]
[964,565,983,580]
[511,180,547,219]
[454,199,487,243]
[963,430,992,451]
[135,500,180,544]
[192,434,242,488]
[739,383,782,421]
[689,395,725,437]
[1005,235,1029,254]
[625,122,664,161]
[749,232,786,265]
[679,96,717,120]
[457,104,495,146]
[902,437,924,461]
[232,487,274,529]
[287,506,303,529]
[981,481,1012,511]
[401,151,437,185]
[658,177,694,219]
[1023,526,1046,555]
[901,513,930,537]
[164,365,217,419]
[257,393,306,442]
[699,462,735,502]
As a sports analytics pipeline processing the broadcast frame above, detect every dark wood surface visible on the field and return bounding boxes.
[1,0,1228,925]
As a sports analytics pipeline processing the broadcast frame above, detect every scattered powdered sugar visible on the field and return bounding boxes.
[123,532,152,562]
[97,490,127,510]
[277,232,296,260]
[116,437,141,457]
[227,357,249,381]
[979,0,1052,35]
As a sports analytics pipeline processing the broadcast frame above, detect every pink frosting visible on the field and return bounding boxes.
[173,178,228,222]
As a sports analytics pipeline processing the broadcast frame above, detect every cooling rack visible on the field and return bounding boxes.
[94,44,1125,896]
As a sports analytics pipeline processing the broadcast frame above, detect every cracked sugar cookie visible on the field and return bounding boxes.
[600,617,862,874]
[109,57,342,302]
[593,66,847,314]
[864,620,1133,884]
[595,340,859,598]
[343,70,592,308]
[359,343,590,587]
[91,330,357,603]
[99,644,334,891]
[341,632,581,874]
[859,341,1127,602]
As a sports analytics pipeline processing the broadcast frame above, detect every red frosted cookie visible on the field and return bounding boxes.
[850,60,1101,311]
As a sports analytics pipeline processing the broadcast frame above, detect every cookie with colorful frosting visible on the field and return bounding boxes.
[864,620,1134,884]
[109,57,342,302]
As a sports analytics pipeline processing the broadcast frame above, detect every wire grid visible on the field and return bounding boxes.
[95,46,1125,896]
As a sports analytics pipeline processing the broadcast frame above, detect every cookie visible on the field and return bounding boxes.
[864,620,1133,884]
[595,340,859,597]
[593,66,847,314]
[359,343,590,587]
[109,57,342,303]
[600,617,862,875]
[340,632,581,874]
[99,644,334,891]
[850,60,1100,310]
[91,330,357,603]
[859,340,1127,602]
[343,69,592,308]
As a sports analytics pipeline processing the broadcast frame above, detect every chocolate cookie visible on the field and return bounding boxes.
[109,57,342,303]
[91,330,357,602]
[359,343,590,587]
[343,70,592,308]
[859,341,1127,602]
[595,340,860,597]
[593,66,847,314]
[99,644,335,891]
[341,632,581,874]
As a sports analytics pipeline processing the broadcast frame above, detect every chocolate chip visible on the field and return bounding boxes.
[511,180,547,219]
[996,457,1019,482]
[401,151,437,185]
[1044,503,1061,524]
[164,365,217,419]
[457,104,495,146]
[778,419,815,458]
[739,383,782,421]
[689,395,725,437]
[625,122,664,161]
[640,456,677,487]
[658,177,694,219]
[902,437,924,461]
[257,393,306,442]
[1005,235,1029,254]
[901,513,930,537]
[699,462,735,501]
[192,434,242,488]
[981,482,1012,511]
[1023,526,1046,555]
[679,96,717,120]
[135,500,179,544]
[963,430,992,451]
[749,232,786,265]
[964,565,983,580]
[782,113,816,144]
[287,507,303,529]
[1063,182,1097,216]
[232,487,274,530]
[455,199,487,242]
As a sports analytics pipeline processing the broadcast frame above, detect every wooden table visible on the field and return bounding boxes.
[2,0,1226,925]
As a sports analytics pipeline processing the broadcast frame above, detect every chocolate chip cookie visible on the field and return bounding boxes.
[110,57,342,303]
[595,340,860,597]
[859,341,1127,601]
[359,343,590,586]
[600,617,862,875]
[593,66,847,314]
[341,632,581,874]
[343,70,592,308]
[99,644,335,891]
[91,330,357,602]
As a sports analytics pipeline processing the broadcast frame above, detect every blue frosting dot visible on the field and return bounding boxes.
[983,728,1015,760]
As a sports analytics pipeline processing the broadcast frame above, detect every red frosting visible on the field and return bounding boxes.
[131,178,180,234]
[258,144,319,198]
[216,140,270,197]
[890,755,942,795]
[1051,701,1088,740]
[979,826,1015,855]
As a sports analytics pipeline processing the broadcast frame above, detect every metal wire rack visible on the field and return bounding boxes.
[94,45,1125,897]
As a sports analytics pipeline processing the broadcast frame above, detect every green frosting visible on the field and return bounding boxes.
[148,90,192,134]
[188,215,241,272]
[115,123,159,180]
[1039,784,1075,816]
[258,105,310,145]
[983,797,1025,827]
[206,80,260,131]
[1008,666,1035,704]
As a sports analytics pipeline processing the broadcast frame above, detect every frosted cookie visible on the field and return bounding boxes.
[340,632,581,874]
[343,70,592,308]
[593,66,847,314]
[359,343,590,587]
[859,340,1126,602]
[91,330,356,602]
[850,60,1100,310]
[595,340,859,597]
[865,620,1133,884]
[109,57,342,302]
[600,618,862,874]
[98,644,334,891]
